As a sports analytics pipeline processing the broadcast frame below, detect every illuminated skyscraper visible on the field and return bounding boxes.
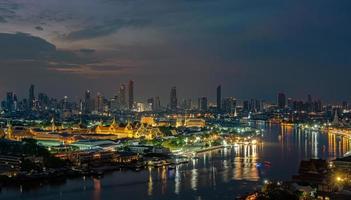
[170,86,177,111]
[277,92,286,109]
[216,85,222,112]
[119,84,127,109]
[128,80,134,110]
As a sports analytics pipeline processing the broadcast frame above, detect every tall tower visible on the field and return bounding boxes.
[170,87,177,111]
[29,84,35,109]
[128,80,134,110]
[277,92,286,109]
[119,84,126,109]
[216,85,222,112]
[84,90,92,114]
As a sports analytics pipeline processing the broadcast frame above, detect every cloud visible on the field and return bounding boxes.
[35,26,44,31]
[0,32,135,79]
[62,19,148,41]
[0,32,55,60]
[79,48,95,54]
[0,16,6,23]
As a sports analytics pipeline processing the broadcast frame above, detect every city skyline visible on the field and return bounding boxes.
[1,82,349,105]
[0,0,351,102]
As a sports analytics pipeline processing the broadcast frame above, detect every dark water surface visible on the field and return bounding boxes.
[1,122,350,200]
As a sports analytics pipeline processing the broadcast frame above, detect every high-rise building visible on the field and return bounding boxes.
[84,90,93,114]
[170,86,177,111]
[6,92,14,112]
[154,96,161,111]
[95,92,104,113]
[199,97,208,111]
[222,97,236,114]
[119,84,126,109]
[277,92,286,109]
[216,85,222,112]
[128,80,134,110]
[29,84,35,109]
[147,98,154,111]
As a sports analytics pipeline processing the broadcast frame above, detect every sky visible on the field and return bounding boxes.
[0,0,351,103]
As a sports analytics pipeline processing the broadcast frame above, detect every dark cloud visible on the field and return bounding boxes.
[35,26,44,31]
[79,48,95,54]
[63,19,148,41]
[0,32,55,60]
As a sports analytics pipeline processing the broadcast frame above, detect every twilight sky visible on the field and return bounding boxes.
[0,0,350,103]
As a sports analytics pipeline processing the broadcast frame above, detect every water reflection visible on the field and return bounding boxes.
[147,167,153,196]
[93,178,101,200]
[273,124,351,161]
[232,145,260,181]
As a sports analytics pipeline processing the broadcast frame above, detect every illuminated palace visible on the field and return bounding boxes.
[1,118,164,143]
[3,122,76,144]
[95,118,163,140]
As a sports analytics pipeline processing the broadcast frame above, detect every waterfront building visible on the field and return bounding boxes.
[71,139,119,151]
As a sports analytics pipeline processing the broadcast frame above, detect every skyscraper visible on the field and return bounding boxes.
[147,97,154,109]
[84,90,93,114]
[216,85,222,112]
[222,97,236,114]
[95,92,104,113]
[128,80,134,110]
[277,92,286,109]
[6,92,14,112]
[119,84,126,109]
[154,96,161,111]
[29,84,35,109]
[170,86,177,111]
[199,97,208,111]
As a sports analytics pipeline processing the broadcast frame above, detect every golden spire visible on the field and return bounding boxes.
[6,120,13,140]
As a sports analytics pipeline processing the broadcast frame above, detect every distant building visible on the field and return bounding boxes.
[128,80,134,110]
[222,97,236,114]
[170,86,177,111]
[84,90,93,114]
[216,85,222,112]
[154,96,161,111]
[198,97,208,111]
[119,84,127,109]
[184,118,206,128]
[29,84,35,109]
[277,92,286,109]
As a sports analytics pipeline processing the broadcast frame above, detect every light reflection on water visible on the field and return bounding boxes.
[1,123,351,200]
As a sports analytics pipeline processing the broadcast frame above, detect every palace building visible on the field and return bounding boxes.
[95,118,134,138]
